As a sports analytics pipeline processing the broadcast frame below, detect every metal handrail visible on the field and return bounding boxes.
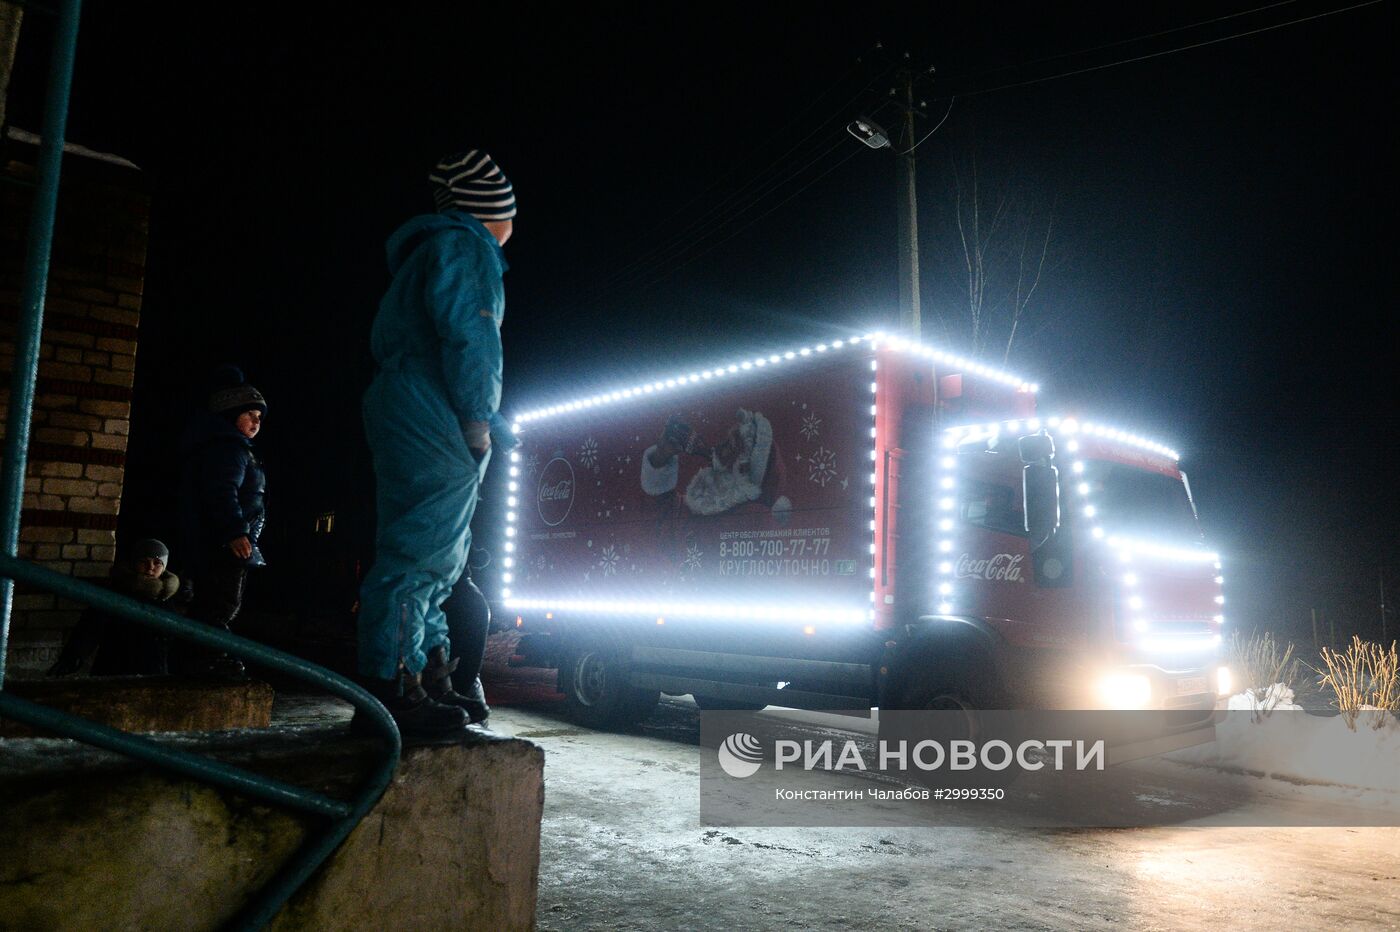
[0,2,402,928]
[0,0,80,679]
[0,556,403,929]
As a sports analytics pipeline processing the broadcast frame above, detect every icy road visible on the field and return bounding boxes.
[486,688,1400,931]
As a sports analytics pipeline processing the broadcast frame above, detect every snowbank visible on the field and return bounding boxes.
[1226,683,1303,714]
[1170,686,1400,800]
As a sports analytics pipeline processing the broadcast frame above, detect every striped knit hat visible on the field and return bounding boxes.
[429,149,516,221]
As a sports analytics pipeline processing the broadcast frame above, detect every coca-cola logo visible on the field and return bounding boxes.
[537,457,575,527]
[540,481,572,501]
[955,552,1025,583]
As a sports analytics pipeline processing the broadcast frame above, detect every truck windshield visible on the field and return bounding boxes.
[1076,460,1201,542]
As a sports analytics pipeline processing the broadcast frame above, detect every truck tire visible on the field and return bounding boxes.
[891,684,981,737]
[883,637,1003,720]
[879,683,983,763]
[878,645,1018,788]
[562,646,660,729]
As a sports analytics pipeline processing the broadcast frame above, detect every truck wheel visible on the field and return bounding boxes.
[893,685,981,741]
[693,695,768,712]
[562,647,660,729]
[880,681,1025,788]
[915,691,977,713]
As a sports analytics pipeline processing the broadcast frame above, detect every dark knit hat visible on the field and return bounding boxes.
[207,365,267,416]
[130,539,169,563]
[429,149,516,221]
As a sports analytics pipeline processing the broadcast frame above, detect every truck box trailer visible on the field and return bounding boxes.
[497,333,1224,745]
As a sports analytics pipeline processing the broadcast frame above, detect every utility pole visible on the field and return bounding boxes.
[894,66,921,340]
[846,50,937,342]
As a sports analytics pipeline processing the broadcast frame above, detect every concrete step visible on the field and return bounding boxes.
[0,718,543,930]
[0,675,275,737]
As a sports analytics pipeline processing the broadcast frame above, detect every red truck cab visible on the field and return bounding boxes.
[910,416,1225,719]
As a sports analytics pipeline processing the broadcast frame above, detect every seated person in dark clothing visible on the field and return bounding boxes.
[47,539,182,677]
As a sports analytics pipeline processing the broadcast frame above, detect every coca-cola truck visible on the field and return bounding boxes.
[498,333,1226,748]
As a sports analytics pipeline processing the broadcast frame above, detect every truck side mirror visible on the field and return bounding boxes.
[1019,432,1059,549]
[1022,464,1060,548]
[1018,432,1055,465]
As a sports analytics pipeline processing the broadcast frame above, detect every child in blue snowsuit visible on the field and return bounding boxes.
[356,149,517,739]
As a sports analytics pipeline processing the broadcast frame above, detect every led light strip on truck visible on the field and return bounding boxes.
[502,332,1035,630]
[945,417,1180,461]
[935,417,1225,646]
[511,332,1037,427]
[503,598,868,625]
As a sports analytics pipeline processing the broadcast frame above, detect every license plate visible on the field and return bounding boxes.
[1175,675,1208,696]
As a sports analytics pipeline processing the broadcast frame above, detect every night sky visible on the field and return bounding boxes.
[7,1,1395,648]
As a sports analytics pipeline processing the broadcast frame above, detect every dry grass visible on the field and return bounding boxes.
[1225,630,1304,717]
[1318,636,1400,731]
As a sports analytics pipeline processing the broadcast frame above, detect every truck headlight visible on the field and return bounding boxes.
[1216,666,1233,697]
[1095,671,1153,709]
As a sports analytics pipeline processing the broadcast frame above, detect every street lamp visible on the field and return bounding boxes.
[847,118,891,150]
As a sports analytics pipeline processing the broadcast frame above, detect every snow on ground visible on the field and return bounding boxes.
[1226,683,1305,714]
[1171,685,1400,804]
[485,698,1400,931]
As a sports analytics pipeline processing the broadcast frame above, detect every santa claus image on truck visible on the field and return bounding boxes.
[511,358,870,610]
[639,409,792,520]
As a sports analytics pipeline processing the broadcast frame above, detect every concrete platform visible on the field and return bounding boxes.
[0,676,275,737]
[0,713,544,930]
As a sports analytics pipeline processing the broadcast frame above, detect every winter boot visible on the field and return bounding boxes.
[456,675,491,725]
[422,647,490,725]
[353,665,467,742]
[172,643,247,681]
[204,651,249,682]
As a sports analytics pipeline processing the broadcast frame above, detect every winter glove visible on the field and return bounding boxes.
[463,420,491,454]
[488,411,520,452]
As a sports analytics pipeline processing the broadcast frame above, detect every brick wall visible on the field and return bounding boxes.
[0,145,146,676]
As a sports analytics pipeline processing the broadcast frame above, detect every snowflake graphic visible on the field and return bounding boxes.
[807,447,838,487]
[682,541,703,573]
[597,544,620,577]
[524,451,539,478]
[578,438,599,471]
[800,411,822,441]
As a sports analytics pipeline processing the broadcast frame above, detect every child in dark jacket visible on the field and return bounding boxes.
[47,539,181,676]
[176,367,267,679]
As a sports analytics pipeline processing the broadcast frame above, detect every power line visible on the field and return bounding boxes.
[623,55,870,243]
[941,0,1384,101]
[577,133,848,301]
[580,135,857,303]
[586,0,1383,295]
[958,0,1305,84]
[902,97,956,154]
[583,61,899,297]
[593,132,849,290]
[631,147,867,294]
